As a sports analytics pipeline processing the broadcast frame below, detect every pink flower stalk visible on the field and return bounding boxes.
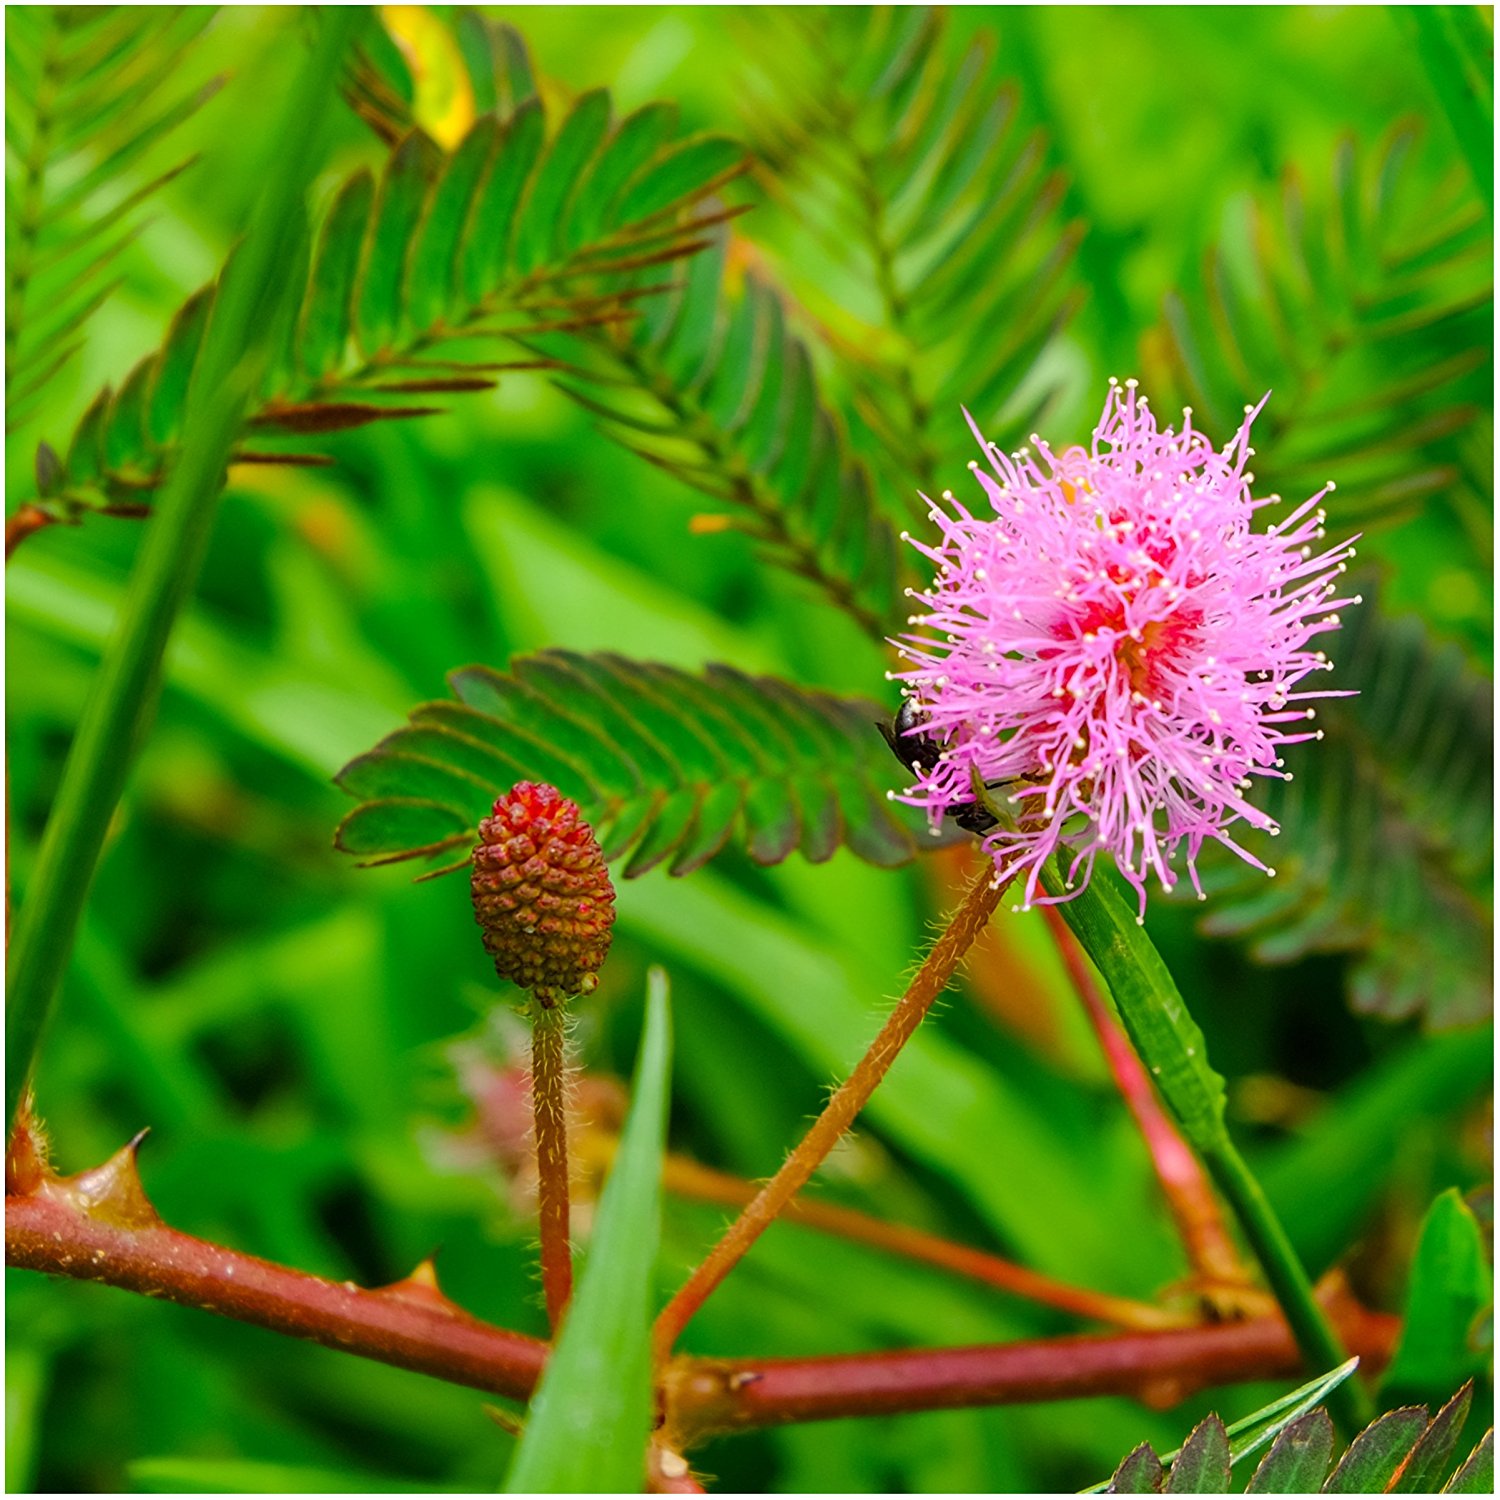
[891,380,1360,918]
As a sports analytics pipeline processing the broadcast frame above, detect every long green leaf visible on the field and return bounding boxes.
[4,8,363,1129]
[504,969,673,1493]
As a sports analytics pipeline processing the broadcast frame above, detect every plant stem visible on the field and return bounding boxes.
[532,1004,573,1334]
[1041,906,1252,1301]
[6,1163,547,1400]
[3,8,361,1132]
[1201,1139,1376,1432]
[652,864,1006,1362]
[663,1292,1400,1443]
[8,1153,1396,1442]
[640,1146,1185,1331]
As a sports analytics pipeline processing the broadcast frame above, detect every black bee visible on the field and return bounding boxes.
[878,699,999,836]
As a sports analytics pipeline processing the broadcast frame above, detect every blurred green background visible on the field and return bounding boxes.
[6,5,1492,1492]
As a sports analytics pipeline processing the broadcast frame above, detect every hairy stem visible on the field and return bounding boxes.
[532,1005,573,1333]
[664,1290,1399,1443]
[639,1146,1185,1331]
[1041,906,1251,1300]
[652,864,1006,1361]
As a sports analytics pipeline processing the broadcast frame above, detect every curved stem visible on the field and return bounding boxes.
[652,864,1006,1362]
[532,1004,573,1333]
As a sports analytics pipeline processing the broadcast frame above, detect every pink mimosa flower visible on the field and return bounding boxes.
[891,380,1360,918]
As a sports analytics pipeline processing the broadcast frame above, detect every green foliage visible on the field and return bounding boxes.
[27,63,745,527]
[1143,123,1493,534]
[548,225,905,637]
[5,6,221,433]
[504,971,672,1493]
[334,648,923,877]
[1102,1376,1490,1494]
[740,6,1084,502]
[1193,586,1493,1029]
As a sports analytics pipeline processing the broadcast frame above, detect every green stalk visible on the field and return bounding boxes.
[1029,848,1375,1434]
[5,8,364,1130]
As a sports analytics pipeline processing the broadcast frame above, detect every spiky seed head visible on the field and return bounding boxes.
[471,782,616,1008]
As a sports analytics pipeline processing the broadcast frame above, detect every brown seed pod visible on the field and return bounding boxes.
[470,783,617,1008]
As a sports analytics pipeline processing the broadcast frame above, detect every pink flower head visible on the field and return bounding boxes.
[891,380,1360,919]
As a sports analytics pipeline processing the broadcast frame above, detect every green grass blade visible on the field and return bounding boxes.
[3,7,364,1131]
[503,969,673,1494]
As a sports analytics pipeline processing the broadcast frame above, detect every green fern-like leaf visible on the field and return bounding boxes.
[1189,585,1492,1029]
[1142,123,1493,533]
[5,5,222,433]
[538,223,904,639]
[1096,1378,1488,1494]
[28,66,746,526]
[333,649,927,877]
[740,6,1084,507]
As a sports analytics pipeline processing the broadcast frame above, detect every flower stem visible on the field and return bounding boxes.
[652,865,1006,1362]
[1041,906,1253,1302]
[532,1003,573,1334]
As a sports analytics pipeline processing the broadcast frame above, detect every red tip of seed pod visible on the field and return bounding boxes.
[471,783,617,1008]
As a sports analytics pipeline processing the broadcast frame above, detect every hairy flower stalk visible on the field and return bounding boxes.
[471,782,616,1333]
[892,381,1360,916]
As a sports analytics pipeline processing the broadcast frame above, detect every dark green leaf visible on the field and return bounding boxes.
[1390,1383,1474,1493]
[408,115,498,328]
[146,288,213,447]
[1443,1431,1494,1494]
[569,102,677,247]
[513,88,611,272]
[460,97,544,302]
[1166,1415,1231,1493]
[1321,1408,1430,1493]
[298,170,376,379]
[613,134,745,225]
[355,132,440,355]
[1246,1409,1335,1492]
[1108,1443,1163,1494]
[335,649,920,875]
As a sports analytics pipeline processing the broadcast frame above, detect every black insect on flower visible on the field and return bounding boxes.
[878,699,998,836]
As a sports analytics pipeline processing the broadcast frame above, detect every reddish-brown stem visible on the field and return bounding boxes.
[1042,905,1252,1300]
[531,1006,573,1333]
[653,865,1006,1361]
[5,504,53,559]
[641,1147,1185,1332]
[6,1173,548,1399]
[8,1153,1398,1450]
[664,1291,1400,1443]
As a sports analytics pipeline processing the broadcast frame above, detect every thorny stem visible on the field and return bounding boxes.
[633,1145,1186,1331]
[652,865,1006,1362]
[1041,906,1254,1305]
[5,1139,1398,1445]
[531,1004,573,1334]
